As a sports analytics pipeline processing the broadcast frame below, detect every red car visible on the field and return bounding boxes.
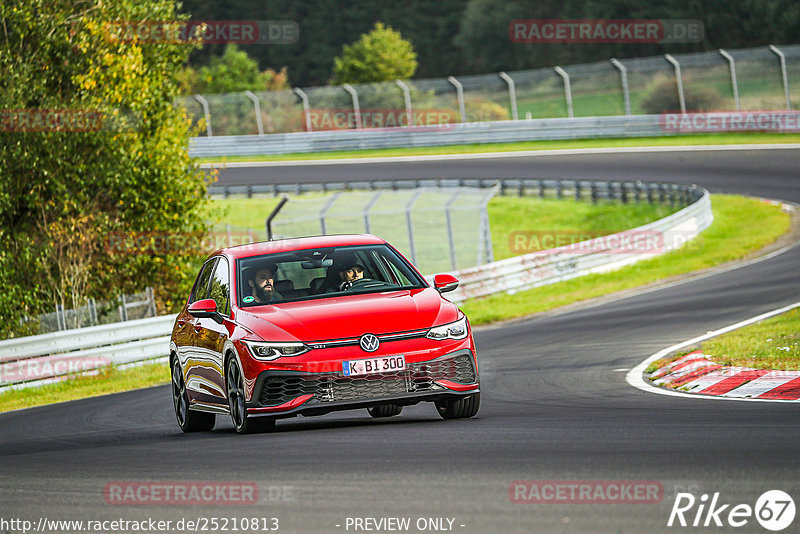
[170,234,480,433]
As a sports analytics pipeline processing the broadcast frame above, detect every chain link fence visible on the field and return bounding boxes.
[268,187,497,275]
[179,44,800,136]
[17,288,157,336]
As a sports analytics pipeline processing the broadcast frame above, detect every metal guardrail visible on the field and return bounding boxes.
[190,114,668,158]
[0,179,707,390]
[0,315,176,389]
[437,186,712,303]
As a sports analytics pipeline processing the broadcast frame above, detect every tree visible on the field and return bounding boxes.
[0,0,211,337]
[331,22,418,84]
[178,44,289,95]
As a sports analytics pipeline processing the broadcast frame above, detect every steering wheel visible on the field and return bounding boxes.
[339,278,376,291]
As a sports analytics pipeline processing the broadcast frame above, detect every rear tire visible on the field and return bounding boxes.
[227,358,275,434]
[172,358,215,432]
[434,393,480,420]
[367,404,403,418]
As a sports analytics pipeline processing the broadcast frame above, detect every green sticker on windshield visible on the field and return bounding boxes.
[243,296,255,303]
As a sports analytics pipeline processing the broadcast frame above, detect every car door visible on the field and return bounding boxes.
[179,257,217,403]
[191,256,231,406]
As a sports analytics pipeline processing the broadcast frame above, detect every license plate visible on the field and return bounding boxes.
[342,355,405,377]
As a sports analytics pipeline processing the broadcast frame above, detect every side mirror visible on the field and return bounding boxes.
[188,298,224,324]
[433,274,459,294]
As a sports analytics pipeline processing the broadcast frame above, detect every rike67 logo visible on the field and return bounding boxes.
[668,490,795,531]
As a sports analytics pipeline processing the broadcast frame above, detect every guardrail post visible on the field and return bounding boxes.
[498,72,519,120]
[395,80,413,127]
[447,76,467,123]
[718,49,741,111]
[610,59,631,117]
[554,66,574,118]
[664,55,686,113]
[342,84,362,129]
[293,88,312,132]
[193,95,213,136]
[769,45,792,110]
[244,90,264,135]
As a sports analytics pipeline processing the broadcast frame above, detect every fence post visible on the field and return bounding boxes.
[769,45,792,110]
[447,76,467,123]
[319,193,340,234]
[664,54,686,113]
[88,298,98,325]
[293,88,313,132]
[363,191,383,234]
[718,49,740,111]
[445,192,461,270]
[610,58,631,117]
[193,95,213,136]
[395,80,413,127]
[405,190,423,265]
[342,84,362,129]
[146,287,157,317]
[119,294,128,322]
[498,72,519,120]
[244,90,264,135]
[554,66,574,118]
[56,303,65,331]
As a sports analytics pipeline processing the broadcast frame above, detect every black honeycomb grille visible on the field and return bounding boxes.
[258,353,476,406]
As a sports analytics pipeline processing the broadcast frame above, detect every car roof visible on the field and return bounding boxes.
[213,234,388,260]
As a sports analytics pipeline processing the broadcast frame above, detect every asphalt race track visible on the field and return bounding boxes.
[1,147,799,534]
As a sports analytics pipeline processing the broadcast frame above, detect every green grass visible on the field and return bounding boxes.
[197,132,800,163]
[697,308,800,370]
[0,361,169,413]
[461,195,791,325]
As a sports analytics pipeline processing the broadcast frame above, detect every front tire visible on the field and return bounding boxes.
[172,358,215,432]
[367,404,403,418]
[226,358,275,434]
[435,393,480,419]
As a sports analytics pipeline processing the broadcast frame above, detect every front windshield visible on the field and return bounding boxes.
[236,244,426,306]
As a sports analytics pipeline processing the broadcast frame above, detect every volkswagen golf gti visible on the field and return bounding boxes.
[169,234,480,433]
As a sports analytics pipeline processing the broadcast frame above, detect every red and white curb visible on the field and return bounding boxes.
[627,301,800,402]
[649,350,800,400]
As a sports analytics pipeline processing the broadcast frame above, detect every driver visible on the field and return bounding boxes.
[338,262,365,291]
[247,264,282,303]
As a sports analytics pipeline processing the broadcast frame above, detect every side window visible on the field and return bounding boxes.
[208,257,231,315]
[190,258,217,303]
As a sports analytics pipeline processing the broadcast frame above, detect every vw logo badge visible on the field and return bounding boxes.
[359,333,380,352]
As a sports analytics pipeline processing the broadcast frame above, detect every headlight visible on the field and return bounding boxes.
[243,341,309,361]
[426,316,468,341]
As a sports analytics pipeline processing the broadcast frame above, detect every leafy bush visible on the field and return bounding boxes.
[641,75,724,114]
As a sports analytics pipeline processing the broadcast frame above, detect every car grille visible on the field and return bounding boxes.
[259,352,476,406]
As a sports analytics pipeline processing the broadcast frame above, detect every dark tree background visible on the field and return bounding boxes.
[178,0,800,87]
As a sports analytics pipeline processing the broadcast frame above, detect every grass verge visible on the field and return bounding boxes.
[0,361,169,413]
[697,308,800,370]
[197,133,800,163]
[461,195,791,324]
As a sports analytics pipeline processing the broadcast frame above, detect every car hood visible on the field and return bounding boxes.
[234,288,459,342]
